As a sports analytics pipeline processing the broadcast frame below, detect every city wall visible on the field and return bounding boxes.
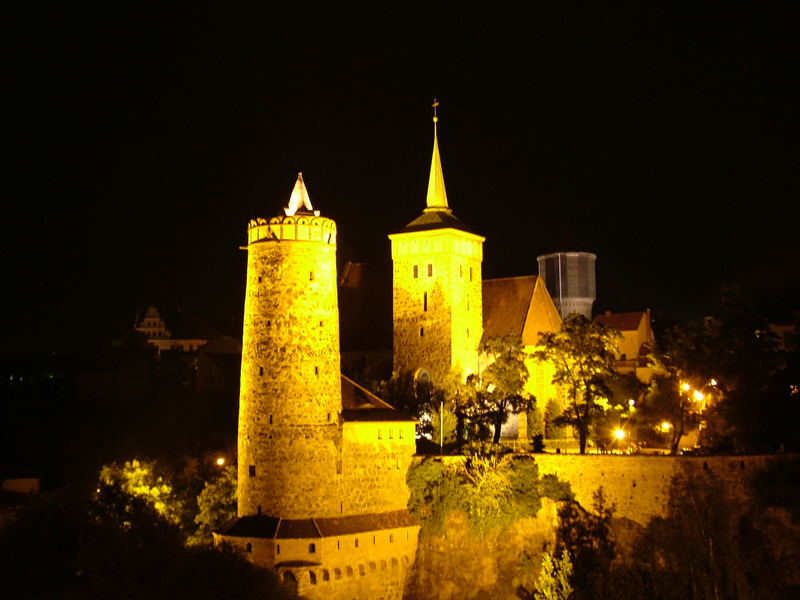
[531,453,782,525]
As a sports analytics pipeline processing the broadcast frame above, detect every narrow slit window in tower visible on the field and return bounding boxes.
[423,292,428,311]
[309,543,316,554]
[246,543,252,552]
[276,544,280,554]
[355,538,359,548]
[470,266,473,281]
[428,264,433,277]
[259,366,264,376]
[315,366,319,376]
[249,465,256,477]
[269,415,273,424]
[309,571,317,585]
[413,265,418,278]
[420,327,424,337]
[309,271,314,281]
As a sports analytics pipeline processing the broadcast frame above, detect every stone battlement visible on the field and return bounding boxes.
[248,215,337,245]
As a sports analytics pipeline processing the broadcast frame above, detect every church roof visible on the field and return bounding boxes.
[594,311,647,332]
[482,276,538,340]
[482,276,563,346]
[400,209,475,234]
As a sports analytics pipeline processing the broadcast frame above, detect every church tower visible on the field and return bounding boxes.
[389,104,485,384]
[237,173,343,518]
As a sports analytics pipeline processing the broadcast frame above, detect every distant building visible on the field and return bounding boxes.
[594,310,655,383]
[135,305,208,353]
[537,251,597,320]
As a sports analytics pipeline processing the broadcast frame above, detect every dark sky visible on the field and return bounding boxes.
[4,3,798,352]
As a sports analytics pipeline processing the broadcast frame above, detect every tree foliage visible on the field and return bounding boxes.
[191,464,237,545]
[663,285,799,451]
[407,451,572,539]
[0,486,296,600]
[533,315,620,453]
[636,373,701,454]
[475,336,534,443]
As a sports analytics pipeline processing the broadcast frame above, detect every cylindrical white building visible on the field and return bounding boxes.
[537,251,597,320]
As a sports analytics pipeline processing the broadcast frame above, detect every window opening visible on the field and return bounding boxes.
[423,291,428,311]
[249,465,256,477]
[413,265,418,278]
[427,264,433,277]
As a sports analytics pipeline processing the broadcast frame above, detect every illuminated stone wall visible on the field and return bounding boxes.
[238,215,343,519]
[339,421,417,515]
[390,229,484,383]
[533,454,781,525]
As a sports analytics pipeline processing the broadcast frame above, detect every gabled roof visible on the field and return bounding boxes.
[483,276,536,339]
[594,311,647,332]
[482,276,562,346]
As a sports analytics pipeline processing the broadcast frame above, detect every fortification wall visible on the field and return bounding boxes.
[339,421,417,515]
[533,454,781,525]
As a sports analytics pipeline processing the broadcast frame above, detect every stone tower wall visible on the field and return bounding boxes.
[238,215,344,519]
[390,230,483,383]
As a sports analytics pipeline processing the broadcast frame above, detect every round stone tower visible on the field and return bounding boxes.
[237,173,343,519]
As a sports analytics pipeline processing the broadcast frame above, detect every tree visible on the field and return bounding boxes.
[476,336,533,443]
[533,316,620,454]
[663,285,795,451]
[191,464,237,545]
[0,486,297,600]
[99,458,186,528]
[648,376,701,454]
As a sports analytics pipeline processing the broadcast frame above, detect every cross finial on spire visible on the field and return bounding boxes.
[432,98,439,124]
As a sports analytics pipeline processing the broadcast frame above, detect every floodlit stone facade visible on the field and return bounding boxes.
[389,116,485,384]
[216,174,419,600]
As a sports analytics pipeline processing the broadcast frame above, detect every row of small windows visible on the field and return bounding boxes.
[281,556,410,586]
[412,264,473,280]
[377,428,403,440]
[412,264,434,278]
[259,320,325,328]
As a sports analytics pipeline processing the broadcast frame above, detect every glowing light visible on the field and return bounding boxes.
[613,428,626,440]
[216,457,225,466]
[693,390,705,402]
[681,382,691,392]
[628,399,635,407]
[660,421,672,432]
[710,378,718,386]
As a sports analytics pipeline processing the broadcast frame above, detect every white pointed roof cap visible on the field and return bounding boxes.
[284,172,319,216]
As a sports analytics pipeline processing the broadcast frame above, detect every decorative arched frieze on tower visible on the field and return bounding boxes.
[389,103,485,384]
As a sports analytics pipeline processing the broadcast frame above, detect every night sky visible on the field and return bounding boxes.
[5,4,798,353]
